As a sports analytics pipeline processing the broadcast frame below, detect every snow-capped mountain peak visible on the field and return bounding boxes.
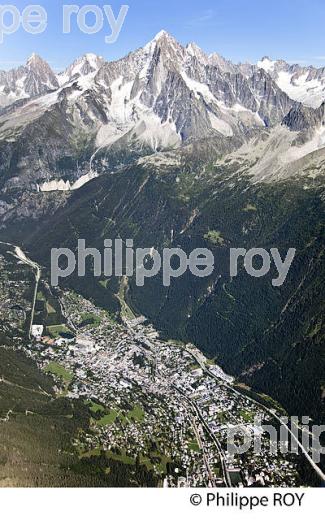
[147,30,184,55]
[256,56,325,108]
[0,54,59,108]
[257,56,276,72]
[26,53,46,68]
[58,53,105,86]
[153,29,172,41]
[186,42,209,64]
[25,53,58,88]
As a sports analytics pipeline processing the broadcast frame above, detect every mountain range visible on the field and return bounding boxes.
[1,31,325,193]
[0,31,324,426]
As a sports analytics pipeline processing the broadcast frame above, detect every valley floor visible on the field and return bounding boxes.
[0,243,323,487]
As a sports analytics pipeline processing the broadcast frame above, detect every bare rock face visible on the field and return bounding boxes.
[282,102,325,132]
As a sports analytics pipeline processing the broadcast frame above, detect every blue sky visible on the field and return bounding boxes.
[0,0,325,71]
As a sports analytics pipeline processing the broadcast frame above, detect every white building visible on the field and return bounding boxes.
[31,325,44,339]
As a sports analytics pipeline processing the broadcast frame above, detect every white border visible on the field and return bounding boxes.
[0,488,324,520]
